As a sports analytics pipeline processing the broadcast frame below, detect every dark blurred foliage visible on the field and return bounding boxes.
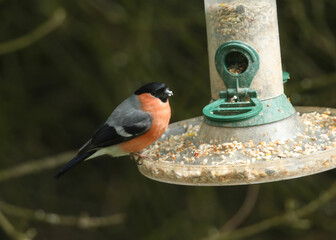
[0,0,336,239]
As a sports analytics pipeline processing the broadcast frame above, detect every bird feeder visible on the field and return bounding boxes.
[137,0,336,185]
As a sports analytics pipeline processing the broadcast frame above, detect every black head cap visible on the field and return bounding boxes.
[134,82,173,102]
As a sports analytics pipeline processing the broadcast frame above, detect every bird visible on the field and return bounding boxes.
[55,82,173,179]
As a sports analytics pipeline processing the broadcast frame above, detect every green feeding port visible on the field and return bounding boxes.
[203,41,295,127]
[215,41,259,94]
[283,71,290,83]
[225,51,249,75]
[203,41,263,125]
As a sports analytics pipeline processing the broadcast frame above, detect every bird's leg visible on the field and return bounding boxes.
[131,152,150,165]
[132,152,150,158]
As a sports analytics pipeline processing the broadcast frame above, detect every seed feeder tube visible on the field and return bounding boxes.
[205,0,283,100]
[136,0,336,186]
[200,0,304,143]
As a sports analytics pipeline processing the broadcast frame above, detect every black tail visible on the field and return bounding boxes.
[54,151,96,179]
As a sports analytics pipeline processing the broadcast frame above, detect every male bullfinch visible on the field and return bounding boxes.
[55,82,173,178]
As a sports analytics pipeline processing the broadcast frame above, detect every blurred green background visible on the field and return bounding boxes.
[1,0,336,239]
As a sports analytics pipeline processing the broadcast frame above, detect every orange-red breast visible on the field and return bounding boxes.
[55,82,172,178]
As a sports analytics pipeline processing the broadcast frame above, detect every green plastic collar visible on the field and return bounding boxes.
[203,94,296,127]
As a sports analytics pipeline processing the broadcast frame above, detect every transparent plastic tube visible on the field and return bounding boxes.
[204,0,283,100]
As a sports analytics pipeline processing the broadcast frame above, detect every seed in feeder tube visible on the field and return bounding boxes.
[235,5,245,14]
[227,63,248,74]
[206,1,273,41]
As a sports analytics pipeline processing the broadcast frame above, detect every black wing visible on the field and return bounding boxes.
[79,114,152,154]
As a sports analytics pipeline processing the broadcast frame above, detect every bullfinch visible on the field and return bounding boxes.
[55,82,173,178]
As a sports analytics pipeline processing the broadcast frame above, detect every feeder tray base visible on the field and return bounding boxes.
[138,107,336,186]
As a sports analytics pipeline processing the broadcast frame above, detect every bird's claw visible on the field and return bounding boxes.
[135,157,143,166]
[131,153,150,165]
